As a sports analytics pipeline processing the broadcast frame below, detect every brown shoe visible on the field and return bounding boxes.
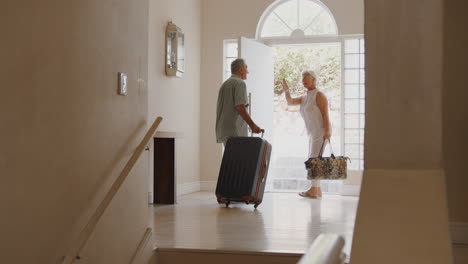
[299,192,318,199]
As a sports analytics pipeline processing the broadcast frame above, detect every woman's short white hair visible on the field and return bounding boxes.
[302,69,318,86]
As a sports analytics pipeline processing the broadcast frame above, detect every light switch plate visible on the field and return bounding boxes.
[118,72,127,95]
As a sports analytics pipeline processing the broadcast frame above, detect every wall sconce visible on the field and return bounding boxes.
[166,21,184,77]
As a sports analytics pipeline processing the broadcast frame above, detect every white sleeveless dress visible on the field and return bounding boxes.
[300,89,326,186]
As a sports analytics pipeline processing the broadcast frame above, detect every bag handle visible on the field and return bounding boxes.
[250,130,265,138]
[318,138,335,159]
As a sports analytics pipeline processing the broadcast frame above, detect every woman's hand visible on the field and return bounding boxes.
[281,79,289,92]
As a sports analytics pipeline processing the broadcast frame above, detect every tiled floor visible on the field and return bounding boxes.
[150,192,358,258]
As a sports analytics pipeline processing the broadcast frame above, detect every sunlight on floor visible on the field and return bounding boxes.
[150,192,358,259]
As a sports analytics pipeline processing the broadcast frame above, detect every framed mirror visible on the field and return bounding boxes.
[166,22,184,77]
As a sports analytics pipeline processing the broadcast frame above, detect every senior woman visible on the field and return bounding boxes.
[281,70,331,198]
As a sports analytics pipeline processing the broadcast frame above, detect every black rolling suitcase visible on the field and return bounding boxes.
[215,135,272,208]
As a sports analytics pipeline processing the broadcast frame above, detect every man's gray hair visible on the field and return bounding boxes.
[302,69,318,86]
[231,58,246,74]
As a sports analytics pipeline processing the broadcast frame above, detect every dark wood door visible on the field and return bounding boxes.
[153,138,175,204]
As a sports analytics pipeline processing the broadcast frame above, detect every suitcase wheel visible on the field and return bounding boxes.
[225,200,231,207]
[254,202,261,209]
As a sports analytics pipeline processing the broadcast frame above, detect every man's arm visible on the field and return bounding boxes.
[235,104,263,134]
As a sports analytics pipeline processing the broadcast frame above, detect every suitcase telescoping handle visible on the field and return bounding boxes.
[250,129,265,138]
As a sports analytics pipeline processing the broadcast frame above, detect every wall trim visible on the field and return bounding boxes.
[201,181,217,192]
[177,181,201,196]
[450,222,468,245]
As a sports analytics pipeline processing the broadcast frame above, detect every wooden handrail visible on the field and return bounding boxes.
[62,116,163,264]
[297,234,346,264]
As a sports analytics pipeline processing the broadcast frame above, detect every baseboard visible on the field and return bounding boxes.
[340,184,361,196]
[201,181,217,192]
[451,222,468,245]
[177,181,201,196]
[148,192,153,204]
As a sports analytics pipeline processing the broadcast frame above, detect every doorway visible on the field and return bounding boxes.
[224,37,365,195]
[268,43,343,193]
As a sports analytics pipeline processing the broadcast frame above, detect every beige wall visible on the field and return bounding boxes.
[147,0,201,187]
[363,0,443,169]
[200,0,364,182]
[443,0,468,222]
[0,0,150,263]
[350,0,452,263]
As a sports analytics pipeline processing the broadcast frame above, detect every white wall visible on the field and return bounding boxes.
[200,0,364,184]
[147,0,202,193]
[0,0,150,263]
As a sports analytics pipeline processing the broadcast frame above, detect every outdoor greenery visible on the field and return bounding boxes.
[273,45,341,97]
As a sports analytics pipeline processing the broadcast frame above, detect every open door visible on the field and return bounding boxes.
[238,37,274,141]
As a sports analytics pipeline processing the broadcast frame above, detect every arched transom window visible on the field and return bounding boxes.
[258,0,338,39]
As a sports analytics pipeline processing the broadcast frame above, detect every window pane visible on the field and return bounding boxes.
[345,129,360,144]
[261,0,337,37]
[360,69,365,83]
[348,159,359,170]
[345,39,359,53]
[359,159,364,170]
[345,99,359,113]
[345,69,359,84]
[274,1,297,31]
[261,14,292,37]
[360,54,365,68]
[345,144,359,159]
[345,54,359,68]
[359,39,365,53]
[303,11,337,35]
[360,99,365,113]
[360,85,365,98]
[345,85,359,98]
[299,0,322,29]
[225,42,238,57]
[300,0,337,35]
[345,114,359,128]
[359,129,364,143]
[360,114,365,127]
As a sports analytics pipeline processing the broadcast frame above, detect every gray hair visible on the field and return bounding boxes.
[302,69,318,86]
[231,58,246,74]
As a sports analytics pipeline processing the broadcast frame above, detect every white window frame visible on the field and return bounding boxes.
[341,36,365,170]
[255,0,339,40]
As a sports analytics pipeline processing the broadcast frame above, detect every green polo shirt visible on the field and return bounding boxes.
[215,75,248,143]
